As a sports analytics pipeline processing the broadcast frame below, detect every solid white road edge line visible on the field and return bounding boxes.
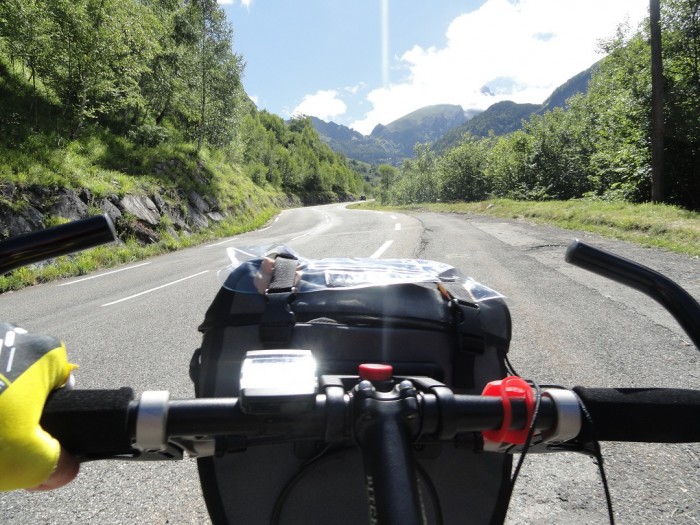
[58,262,152,286]
[206,237,238,248]
[101,270,210,306]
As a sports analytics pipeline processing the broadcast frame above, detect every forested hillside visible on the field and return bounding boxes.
[0,0,364,244]
[381,1,700,211]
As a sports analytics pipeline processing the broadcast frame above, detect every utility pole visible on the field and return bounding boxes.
[650,0,666,202]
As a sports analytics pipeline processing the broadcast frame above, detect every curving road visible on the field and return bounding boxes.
[1,203,698,524]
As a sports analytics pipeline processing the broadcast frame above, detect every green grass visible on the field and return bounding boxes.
[350,199,700,258]
[0,116,286,293]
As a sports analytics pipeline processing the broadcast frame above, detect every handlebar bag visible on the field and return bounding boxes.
[191,255,513,525]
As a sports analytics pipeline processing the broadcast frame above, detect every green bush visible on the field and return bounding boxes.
[127,124,170,147]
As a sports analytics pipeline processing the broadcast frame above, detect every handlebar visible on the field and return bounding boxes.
[0,214,117,275]
[566,240,700,350]
[41,381,700,461]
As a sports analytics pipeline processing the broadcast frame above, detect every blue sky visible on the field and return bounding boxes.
[219,0,649,135]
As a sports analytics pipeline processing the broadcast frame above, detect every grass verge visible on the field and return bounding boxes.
[350,199,700,258]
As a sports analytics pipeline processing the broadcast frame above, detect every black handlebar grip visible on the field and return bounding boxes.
[565,240,700,350]
[574,387,700,443]
[41,388,135,457]
[0,214,117,275]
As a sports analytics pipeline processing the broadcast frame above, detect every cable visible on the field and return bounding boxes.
[497,379,542,523]
[504,354,520,377]
[271,446,444,525]
[270,442,335,525]
[592,440,615,525]
[509,380,542,484]
[577,393,615,525]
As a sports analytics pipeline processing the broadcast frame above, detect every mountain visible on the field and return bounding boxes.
[310,104,467,165]
[432,100,541,151]
[311,65,595,164]
[538,64,596,114]
[433,66,594,152]
[369,104,467,157]
[309,116,399,165]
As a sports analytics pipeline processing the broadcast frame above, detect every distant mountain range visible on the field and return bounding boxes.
[311,65,595,165]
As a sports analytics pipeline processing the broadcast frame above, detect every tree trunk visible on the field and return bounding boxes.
[72,0,106,139]
[197,3,207,152]
[650,0,666,203]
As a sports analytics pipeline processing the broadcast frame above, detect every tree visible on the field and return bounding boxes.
[176,0,244,150]
[0,0,52,125]
[584,26,653,201]
[41,0,161,136]
[650,0,666,202]
[377,164,397,204]
[660,0,700,208]
[390,144,439,204]
[437,134,490,202]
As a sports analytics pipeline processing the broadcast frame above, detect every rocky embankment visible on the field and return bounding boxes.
[0,182,298,243]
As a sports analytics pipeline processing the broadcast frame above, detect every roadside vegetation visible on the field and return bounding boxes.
[376,1,700,213]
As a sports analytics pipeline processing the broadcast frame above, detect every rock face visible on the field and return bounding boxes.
[0,184,289,244]
[0,205,43,238]
[119,195,161,226]
[51,188,89,221]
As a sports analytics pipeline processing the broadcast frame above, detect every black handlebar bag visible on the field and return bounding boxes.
[191,253,514,524]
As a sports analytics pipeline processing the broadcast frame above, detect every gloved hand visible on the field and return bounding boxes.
[0,323,79,491]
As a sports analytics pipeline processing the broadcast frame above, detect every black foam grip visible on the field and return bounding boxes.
[0,215,117,275]
[574,387,700,443]
[41,388,135,457]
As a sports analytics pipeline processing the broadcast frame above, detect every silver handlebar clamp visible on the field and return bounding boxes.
[135,390,170,452]
[542,388,582,444]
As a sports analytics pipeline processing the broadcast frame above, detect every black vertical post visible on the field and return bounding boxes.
[650,0,666,203]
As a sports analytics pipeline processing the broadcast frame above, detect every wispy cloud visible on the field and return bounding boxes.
[350,0,648,134]
[345,82,368,96]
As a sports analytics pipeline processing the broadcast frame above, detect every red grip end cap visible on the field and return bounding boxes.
[481,376,535,446]
[359,363,393,382]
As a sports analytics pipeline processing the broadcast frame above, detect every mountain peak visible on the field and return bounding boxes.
[310,65,594,164]
[368,104,467,156]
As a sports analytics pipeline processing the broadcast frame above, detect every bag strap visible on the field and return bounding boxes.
[259,255,298,345]
[266,255,298,293]
[440,281,477,306]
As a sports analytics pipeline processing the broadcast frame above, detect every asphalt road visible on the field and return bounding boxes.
[1,203,698,524]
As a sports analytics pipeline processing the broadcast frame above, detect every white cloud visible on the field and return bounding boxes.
[350,0,649,135]
[217,0,252,7]
[292,90,347,121]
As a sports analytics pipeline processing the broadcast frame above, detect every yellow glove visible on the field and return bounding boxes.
[0,323,77,491]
